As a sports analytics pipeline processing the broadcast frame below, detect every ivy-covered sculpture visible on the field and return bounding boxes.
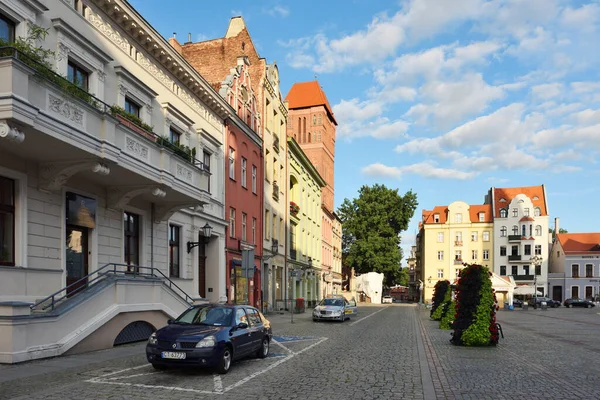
[430,280,450,320]
[450,264,499,346]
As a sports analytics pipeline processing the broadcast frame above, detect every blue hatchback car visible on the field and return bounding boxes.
[146,304,272,374]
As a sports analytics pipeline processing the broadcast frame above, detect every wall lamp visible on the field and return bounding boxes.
[187,222,213,253]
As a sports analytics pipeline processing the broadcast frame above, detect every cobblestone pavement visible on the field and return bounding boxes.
[1,304,599,400]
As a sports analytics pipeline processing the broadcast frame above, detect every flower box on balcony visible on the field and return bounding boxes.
[115,114,157,142]
[290,201,300,216]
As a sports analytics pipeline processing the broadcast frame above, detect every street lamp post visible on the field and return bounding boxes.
[530,255,543,306]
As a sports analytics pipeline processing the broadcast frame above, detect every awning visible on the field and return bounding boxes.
[513,286,543,295]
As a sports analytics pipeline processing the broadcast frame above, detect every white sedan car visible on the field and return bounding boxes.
[382,296,393,304]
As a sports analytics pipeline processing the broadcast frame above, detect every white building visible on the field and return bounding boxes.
[355,272,384,304]
[486,186,550,297]
[0,0,233,363]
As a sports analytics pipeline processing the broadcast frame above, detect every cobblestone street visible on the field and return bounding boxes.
[1,304,599,400]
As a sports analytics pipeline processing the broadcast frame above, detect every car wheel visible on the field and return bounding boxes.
[216,346,232,374]
[152,363,167,370]
[256,337,269,359]
[567,304,572,308]
[586,304,591,308]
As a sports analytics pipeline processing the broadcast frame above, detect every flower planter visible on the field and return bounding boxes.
[115,114,157,142]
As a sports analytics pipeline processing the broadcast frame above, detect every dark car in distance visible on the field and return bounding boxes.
[512,298,524,308]
[564,298,596,308]
[532,297,561,308]
[146,304,272,374]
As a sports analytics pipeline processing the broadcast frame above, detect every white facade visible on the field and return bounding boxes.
[492,193,550,296]
[0,0,232,305]
[355,272,384,304]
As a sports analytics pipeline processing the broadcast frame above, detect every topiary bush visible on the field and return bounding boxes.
[439,300,455,330]
[432,282,452,321]
[451,264,499,346]
[430,280,450,320]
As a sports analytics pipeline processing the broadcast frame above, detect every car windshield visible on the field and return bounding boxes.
[320,298,344,307]
[175,306,233,326]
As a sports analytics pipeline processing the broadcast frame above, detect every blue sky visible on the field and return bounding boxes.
[130,0,600,261]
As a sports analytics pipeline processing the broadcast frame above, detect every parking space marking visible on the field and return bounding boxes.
[222,337,328,393]
[271,338,294,354]
[84,379,216,394]
[213,374,223,393]
[90,364,150,380]
[107,371,159,381]
[349,308,385,326]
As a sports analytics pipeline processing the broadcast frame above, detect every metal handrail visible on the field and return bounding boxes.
[30,263,194,312]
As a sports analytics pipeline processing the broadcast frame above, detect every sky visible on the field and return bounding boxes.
[129,0,600,263]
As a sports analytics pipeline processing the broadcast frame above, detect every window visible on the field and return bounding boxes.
[512,208,518,217]
[511,245,518,256]
[241,157,247,188]
[455,250,462,261]
[535,264,541,275]
[252,165,257,194]
[479,212,485,222]
[228,147,235,180]
[279,217,284,244]
[483,250,489,260]
[169,128,181,145]
[471,232,478,242]
[511,265,518,275]
[572,286,579,298]
[586,264,593,278]
[534,207,541,216]
[524,265,530,275]
[455,269,461,278]
[500,226,507,237]
[265,210,270,240]
[571,264,579,278]
[500,246,507,256]
[229,208,236,238]
[0,13,15,43]
[67,60,89,90]
[524,244,531,256]
[312,115,316,125]
[524,208,529,216]
[437,232,444,243]
[437,269,444,278]
[455,213,463,223]
[252,218,256,244]
[124,97,140,117]
[483,231,490,241]
[169,225,180,277]
[437,251,444,261]
[124,211,140,270]
[317,114,322,125]
[535,225,542,236]
[500,265,506,276]
[241,213,247,241]
[433,214,440,223]
[455,232,462,243]
[472,250,478,260]
[535,245,542,255]
[0,176,15,266]
[512,225,518,235]
[203,151,211,192]
[500,208,507,218]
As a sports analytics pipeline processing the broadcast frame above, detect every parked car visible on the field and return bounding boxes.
[512,298,524,308]
[564,298,596,308]
[146,304,272,374]
[382,295,393,304]
[313,296,358,322]
[532,297,561,308]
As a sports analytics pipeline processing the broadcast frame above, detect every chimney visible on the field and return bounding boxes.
[555,217,559,236]
[173,32,176,39]
[184,33,192,45]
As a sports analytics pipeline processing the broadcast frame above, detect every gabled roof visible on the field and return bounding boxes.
[285,81,337,125]
[469,204,493,223]
[493,185,547,217]
[422,204,492,224]
[557,233,600,254]
[422,206,448,224]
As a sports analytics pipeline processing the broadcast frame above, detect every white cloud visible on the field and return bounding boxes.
[265,5,289,18]
[561,3,600,32]
[571,82,600,94]
[570,109,600,126]
[362,162,477,180]
[531,83,564,100]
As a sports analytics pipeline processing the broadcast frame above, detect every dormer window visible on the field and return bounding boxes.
[534,207,541,216]
[500,208,507,218]
[533,196,539,200]
[455,213,463,223]
[479,212,485,222]
[433,214,440,223]
[512,208,518,217]
[499,198,506,202]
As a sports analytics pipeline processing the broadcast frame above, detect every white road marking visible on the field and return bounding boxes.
[84,380,216,394]
[349,308,385,326]
[213,374,223,392]
[89,364,150,380]
[222,337,328,393]
[107,372,159,381]
[271,339,295,354]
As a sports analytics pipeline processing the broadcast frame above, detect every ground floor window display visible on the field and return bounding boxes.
[232,263,249,304]
[0,176,15,266]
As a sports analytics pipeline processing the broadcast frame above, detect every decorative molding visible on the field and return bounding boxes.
[124,136,149,161]
[176,164,193,183]
[155,202,205,223]
[87,10,131,54]
[107,185,166,210]
[137,52,174,90]
[48,93,85,126]
[39,160,110,193]
[0,120,25,143]
[57,42,70,58]
[96,69,106,82]
[118,84,129,96]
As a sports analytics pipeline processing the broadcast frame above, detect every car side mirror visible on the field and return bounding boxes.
[237,322,249,330]
[167,319,174,325]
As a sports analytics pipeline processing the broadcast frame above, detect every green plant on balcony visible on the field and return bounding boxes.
[109,105,154,133]
[0,24,100,109]
[290,201,300,216]
[156,136,196,163]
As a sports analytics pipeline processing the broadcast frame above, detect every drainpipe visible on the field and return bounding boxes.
[151,203,155,269]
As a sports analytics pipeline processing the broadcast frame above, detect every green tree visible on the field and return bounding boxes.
[337,184,417,286]
[397,267,409,286]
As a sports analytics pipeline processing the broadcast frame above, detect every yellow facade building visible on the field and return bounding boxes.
[419,201,494,303]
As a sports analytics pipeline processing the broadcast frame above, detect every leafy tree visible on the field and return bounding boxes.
[337,184,417,286]
[397,268,409,287]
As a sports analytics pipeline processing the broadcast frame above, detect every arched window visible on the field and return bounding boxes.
[535,225,542,236]
[297,118,301,134]
[312,115,316,125]
[500,226,507,237]
[500,208,507,218]
[303,117,306,133]
[534,207,541,216]
[308,132,311,143]
[512,225,518,235]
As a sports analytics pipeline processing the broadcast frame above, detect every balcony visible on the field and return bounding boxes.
[508,255,521,261]
[508,235,522,242]
[513,274,534,281]
[454,259,464,265]
[454,241,463,246]
[290,201,300,217]
[273,135,280,153]
[272,181,279,201]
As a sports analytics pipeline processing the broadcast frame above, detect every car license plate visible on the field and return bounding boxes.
[345,309,352,314]
[161,351,186,360]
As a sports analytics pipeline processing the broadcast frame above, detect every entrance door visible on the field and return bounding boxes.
[198,233,206,298]
[66,225,89,296]
[552,286,562,302]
